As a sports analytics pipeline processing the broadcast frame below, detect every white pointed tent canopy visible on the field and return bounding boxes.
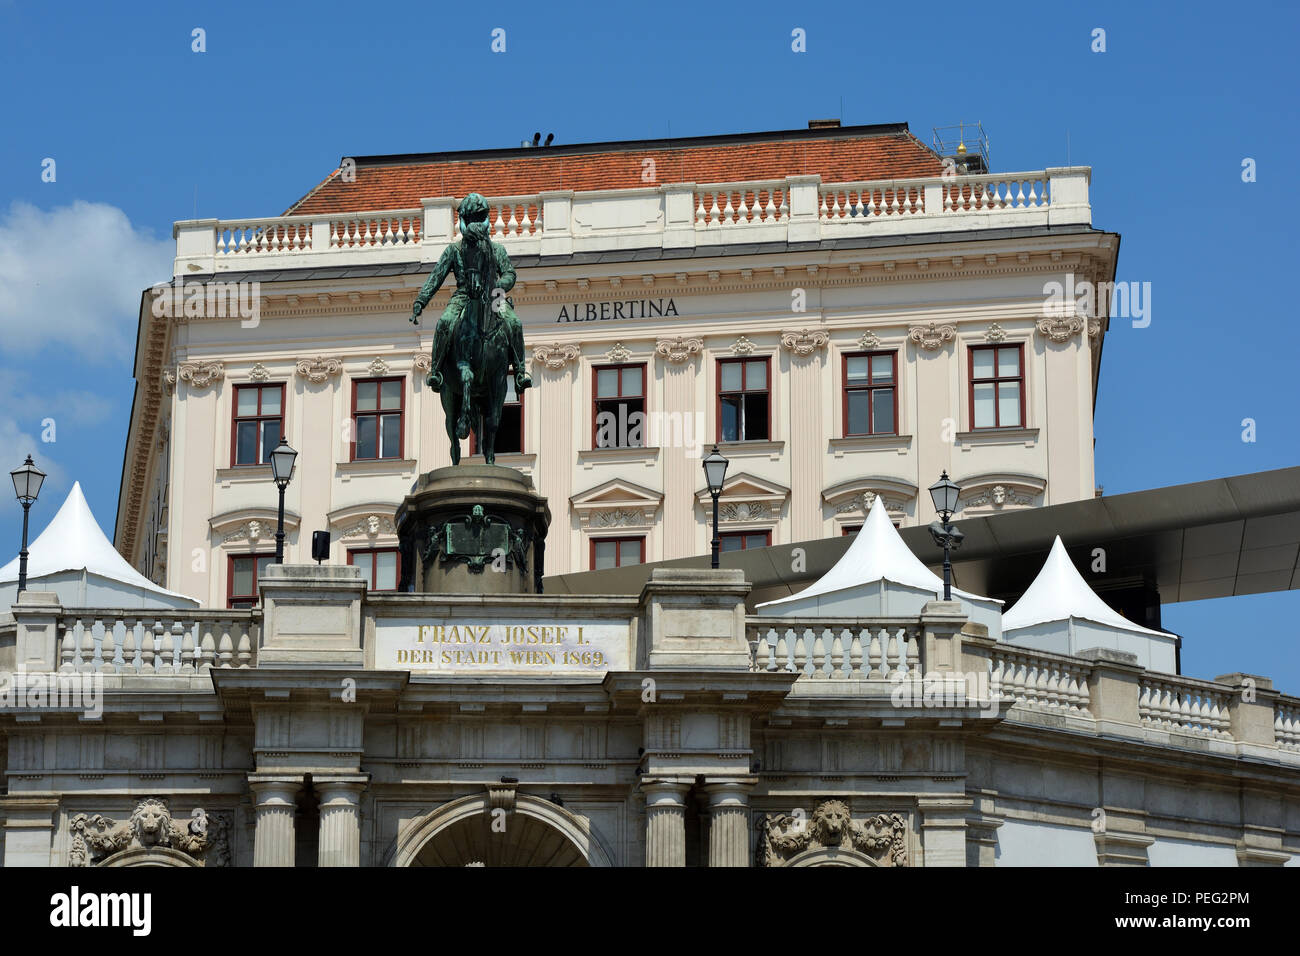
[0,482,197,610]
[1002,536,1176,672]
[754,498,1002,636]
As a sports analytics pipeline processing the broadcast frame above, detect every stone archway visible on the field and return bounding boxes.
[389,792,615,868]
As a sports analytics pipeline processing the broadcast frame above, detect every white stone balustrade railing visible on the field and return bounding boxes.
[1275,698,1300,750]
[989,646,1093,715]
[54,611,260,674]
[172,167,1092,274]
[1138,675,1232,739]
[747,617,922,681]
[696,180,790,227]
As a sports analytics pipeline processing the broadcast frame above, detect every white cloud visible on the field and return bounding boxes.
[0,200,172,363]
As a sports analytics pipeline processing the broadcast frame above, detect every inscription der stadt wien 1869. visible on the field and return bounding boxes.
[375,620,632,674]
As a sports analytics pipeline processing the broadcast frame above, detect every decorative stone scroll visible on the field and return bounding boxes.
[1036,315,1084,343]
[655,336,703,364]
[907,323,956,351]
[833,491,904,516]
[69,798,230,867]
[531,343,581,370]
[729,335,757,355]
[856,330,882,350]
[762,800,908,867]
[165,362,225,392]
[605,342,633,363]
[222,520,265,544]
[413,352,432,373]
[248,362,272,382]
[779,328,829,357]
[368,357,391,376]
[296,356,343,384]
[984,324,1007,343]
[340,514,397,538]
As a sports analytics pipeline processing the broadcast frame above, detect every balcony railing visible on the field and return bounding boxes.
[747,617,922,681]
[52,610,260,674]
[173,168,1093,274]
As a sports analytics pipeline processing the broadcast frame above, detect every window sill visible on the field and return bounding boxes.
[828,434,912,456]
[216,464,273,487]
[335,458,419,480]
[717,439,785,459]
[577,446,660,468]
[955,427,1039,448]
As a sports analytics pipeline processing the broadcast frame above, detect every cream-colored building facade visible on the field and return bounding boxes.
[115,124,1114,608]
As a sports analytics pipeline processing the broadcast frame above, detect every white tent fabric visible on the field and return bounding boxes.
[756,497,998,609]
[0,482,196,608]
[1002,536,1171,637]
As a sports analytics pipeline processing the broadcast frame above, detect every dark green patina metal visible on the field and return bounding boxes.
[423,505,531,575]
[410,192,532,465]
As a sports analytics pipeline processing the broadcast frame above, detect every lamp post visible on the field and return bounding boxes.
[927,471,963,602]
[269,437,298,564]
[10,455,46,593]
[702,445,729,570]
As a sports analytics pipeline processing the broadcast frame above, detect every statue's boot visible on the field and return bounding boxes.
[509,321,532,392]
[456,365,474,440]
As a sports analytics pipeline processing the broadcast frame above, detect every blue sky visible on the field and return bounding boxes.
[0,0,1296,687]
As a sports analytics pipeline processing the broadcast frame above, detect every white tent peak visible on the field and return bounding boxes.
[0,481,192,603]
[757,497,995,608]
[1002,536,1170,637]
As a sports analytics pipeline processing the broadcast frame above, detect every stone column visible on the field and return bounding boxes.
[316,775,368,867]
[705,779,754,867]
[249,774,302,867]
[642,778,691,867]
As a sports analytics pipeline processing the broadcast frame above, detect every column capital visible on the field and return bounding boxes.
[247,773,304,804]
[702,776,757,808]
[641,776,693,803]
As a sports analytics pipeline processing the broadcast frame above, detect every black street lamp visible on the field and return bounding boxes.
[10,455,46,593]
[269,437,298,564]
[702,445,729,570]
[928,471,963,602]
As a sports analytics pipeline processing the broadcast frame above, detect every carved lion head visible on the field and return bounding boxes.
[130,798,172,846]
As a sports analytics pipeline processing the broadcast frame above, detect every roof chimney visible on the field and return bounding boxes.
[808,118,841,129]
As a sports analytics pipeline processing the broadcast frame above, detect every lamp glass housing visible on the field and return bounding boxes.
[11,456,46,503]
[702,446,729,495]
[928,472,960,516]
[270,438,298,485]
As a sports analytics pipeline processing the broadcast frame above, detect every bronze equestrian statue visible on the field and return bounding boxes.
[410,192,532,465]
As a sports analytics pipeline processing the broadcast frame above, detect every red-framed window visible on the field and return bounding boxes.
[231,384,284,466]
[352,377,404,460]
[970,345,1024,429]
[470,376,524,456]
[718,358,770,442]
[843,352,897,436]
[591,536,645,570]
[719,530,770,552]
[228,554,274,609]
[593,364,645,449]
[348,548,401,592]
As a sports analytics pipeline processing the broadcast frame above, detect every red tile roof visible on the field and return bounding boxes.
[285,124,945,216]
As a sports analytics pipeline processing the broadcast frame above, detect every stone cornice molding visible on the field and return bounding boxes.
[295,356,343,384]
[531,343,582,370]
[654,336,703,364]
[908,322,956,351]
[780,328,829,357]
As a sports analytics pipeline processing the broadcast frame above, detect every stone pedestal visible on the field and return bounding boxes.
[396,465,550,594]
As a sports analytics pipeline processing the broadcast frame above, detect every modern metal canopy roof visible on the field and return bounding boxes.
[544,466,1300,613]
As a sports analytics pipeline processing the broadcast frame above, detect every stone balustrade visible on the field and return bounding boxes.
[989,645,1093,716]
[47,610,260,674]
[1275,697,1300,750]
[1138,674,1233,739]
[748,617,922,681]
[172,167,1092,274]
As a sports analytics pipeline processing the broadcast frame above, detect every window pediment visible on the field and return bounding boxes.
[821,477,916,518]
[956,473,1045,512]
[571,478,663,529]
